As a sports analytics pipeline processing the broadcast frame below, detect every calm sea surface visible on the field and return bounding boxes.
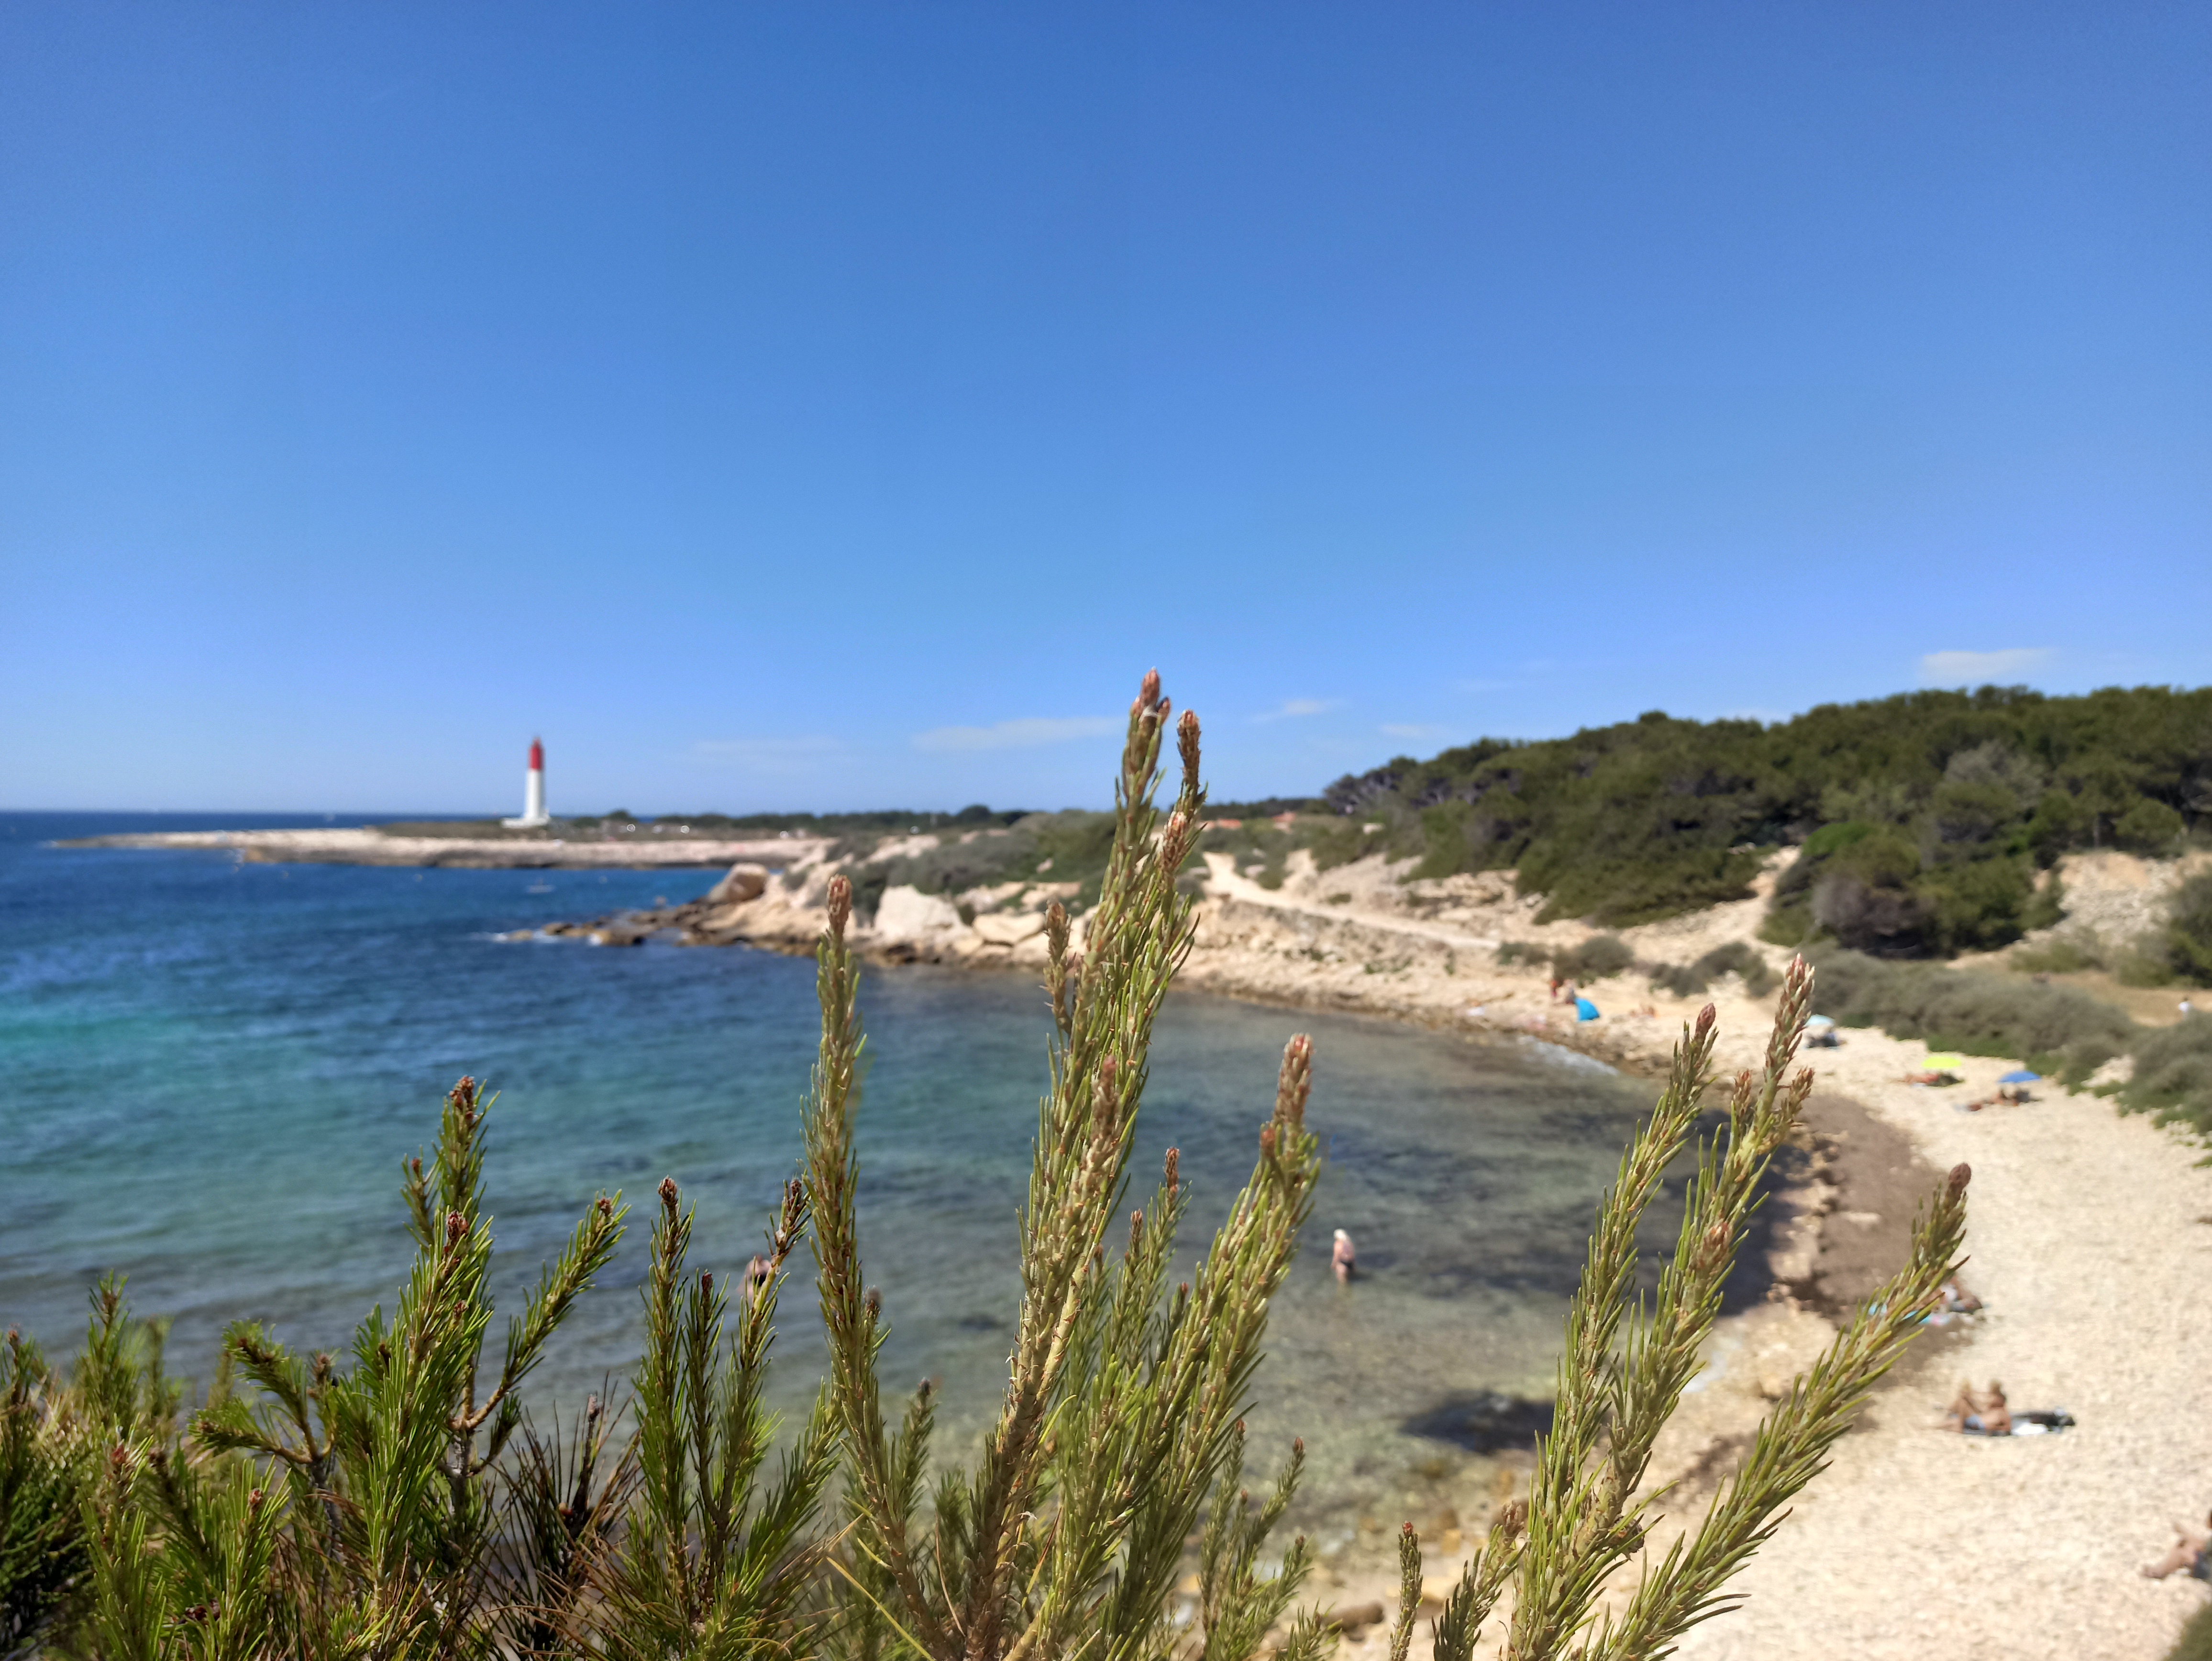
[0,811,1666,1542]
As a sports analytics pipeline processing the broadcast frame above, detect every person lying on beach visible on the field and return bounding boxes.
[1904,1069,1962,1086]
[2142,1513,2212,1581]
[1332,1228,1357,1283]
[1939,1278,1982,1314]
[1998,1083,2032,1104]
[1940,1381,2074,1436]
[1925,1279,1984,1325]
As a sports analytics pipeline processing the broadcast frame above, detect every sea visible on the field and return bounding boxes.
[0,810,1669,1549]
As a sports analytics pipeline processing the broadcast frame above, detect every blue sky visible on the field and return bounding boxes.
[3,5,2206,814]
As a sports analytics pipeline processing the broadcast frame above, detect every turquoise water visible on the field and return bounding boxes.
[0,812,1664,1540]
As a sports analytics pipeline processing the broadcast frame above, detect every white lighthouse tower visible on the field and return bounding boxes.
[502,738,552,828]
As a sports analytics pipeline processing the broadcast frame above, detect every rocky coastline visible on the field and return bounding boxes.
[540,841,2212,1659]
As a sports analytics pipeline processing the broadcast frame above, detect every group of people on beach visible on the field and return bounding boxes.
[1941,1375,2075,1438]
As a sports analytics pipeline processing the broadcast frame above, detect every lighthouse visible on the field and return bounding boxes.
[502,738,552,828]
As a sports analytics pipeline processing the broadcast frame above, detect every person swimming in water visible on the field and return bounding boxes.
[1332,1229,1356,1283]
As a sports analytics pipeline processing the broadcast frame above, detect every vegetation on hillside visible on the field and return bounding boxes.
[1801,947,2212,1136]
[1321,685,2211,947]
[1,675,1972,1659]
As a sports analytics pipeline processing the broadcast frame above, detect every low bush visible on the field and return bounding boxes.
[2121,1017,2212,1136]
[2168,1595,2212,1661]
[2008,935,2103,974]
[1808,949,2135,1074]
[1556,934,1636,982]
[1649,942,1780,1000]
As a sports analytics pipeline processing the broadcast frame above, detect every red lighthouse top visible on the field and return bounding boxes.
[529,738,544,772]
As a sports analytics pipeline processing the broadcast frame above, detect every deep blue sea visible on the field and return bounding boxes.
[0,811,1661,1539]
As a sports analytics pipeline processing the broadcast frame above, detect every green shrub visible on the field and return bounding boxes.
[2115,798,2186,853]
[1649,942,1780,999]
[2168,1594,2212,1661]
[1809,949,2135,1070]
[1323,684,2211,948]
[2009,934,2103,974]
[2116,945,2179,988]
[2161,872,2212,986]
[2121,1016,2212,1136]
[1556,934,1636,981]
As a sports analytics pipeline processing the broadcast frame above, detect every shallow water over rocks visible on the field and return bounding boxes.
[1,812,1670,1537]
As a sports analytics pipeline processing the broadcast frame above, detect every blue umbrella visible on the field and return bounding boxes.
[1999,1069,2040,1084]
[1576,997,1600,1021]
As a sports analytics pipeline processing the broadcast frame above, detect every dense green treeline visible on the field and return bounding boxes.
[1323,685,2212,950]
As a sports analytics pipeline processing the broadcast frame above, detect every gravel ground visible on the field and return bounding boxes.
[1673,1021,2212,1661]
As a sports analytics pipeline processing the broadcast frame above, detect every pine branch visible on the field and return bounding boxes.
[1585,1162,1971,1659]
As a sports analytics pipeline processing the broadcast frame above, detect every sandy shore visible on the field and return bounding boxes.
[1315,1004,2212,1661]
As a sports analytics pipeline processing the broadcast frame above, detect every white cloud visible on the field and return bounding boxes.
[1380,723,1452,742]
[912,716,1118,753]
[1254,698,1338,723]
[1918,648,2055,687]
[690,736,844,774]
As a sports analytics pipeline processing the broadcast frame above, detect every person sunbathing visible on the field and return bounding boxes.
[2143,1512,2212,1581]
[1943,1379,2012,1435]
[1942,1379,1982,1430]
[1940,1278,1983,1314]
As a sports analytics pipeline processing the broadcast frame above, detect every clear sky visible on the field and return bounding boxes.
[3,5,2207,814]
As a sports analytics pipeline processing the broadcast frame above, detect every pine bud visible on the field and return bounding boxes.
[700,1272,713,1296]
[445,1211,468,1245]
[827,873,852,937]
[1164,1147,1179,1189]
[658,1176,679,1214]
[596,1196,613,1218]
[1177,709,1201,791]
[1694,1219,1732,1273]
[1139,668,1162,713]
[864,1287,882,1322]
[1947,1162,1972,1199]
[1695,1004,1717,1039]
